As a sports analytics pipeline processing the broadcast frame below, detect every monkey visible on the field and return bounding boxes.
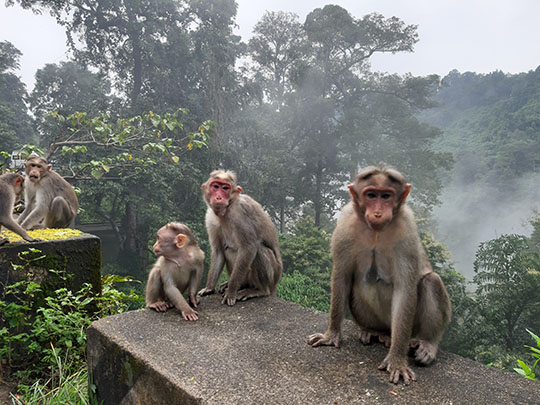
[17,156,78,230]
[198,170,282,306]
[308,165,451,385]
[0,172,39,243]
[145,222,205,321]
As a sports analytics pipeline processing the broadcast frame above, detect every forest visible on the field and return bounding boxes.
[0,0,539,401]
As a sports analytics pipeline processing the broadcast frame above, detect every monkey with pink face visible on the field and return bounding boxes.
[309,165,451,385]
[198,170,282,306]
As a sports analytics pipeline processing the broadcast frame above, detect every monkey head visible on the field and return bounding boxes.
[11,174,25,198]
[25,157,51,183]
[349,166,411,231]
[153,223,188,258]
[202,170,242,217]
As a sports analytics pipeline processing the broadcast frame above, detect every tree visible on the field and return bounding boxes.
[473,234,540,352]
[0,41,35,149]
[29,61,113,144]
[43,109,213,278]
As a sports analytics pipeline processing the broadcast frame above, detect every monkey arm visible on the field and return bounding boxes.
[308,262,353,347]
[1,217,38,242]
[162,272,198,321]
[189,263,203,307]
[378,278,417,384]
[222,245,257,306]
[19,203,47,229]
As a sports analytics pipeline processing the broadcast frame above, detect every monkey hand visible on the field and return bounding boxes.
[189,293,200,308]
[198,287,215,297]
[221,288,237,306]
[181,307,199,321]
[307,330,341,348]
[378,355,416,385]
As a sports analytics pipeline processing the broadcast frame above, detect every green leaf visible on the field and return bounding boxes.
[91,169,103,179]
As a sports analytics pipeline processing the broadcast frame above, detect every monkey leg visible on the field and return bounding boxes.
[358,327,391,347]
[411,272,451,365]
[45,196,74,228]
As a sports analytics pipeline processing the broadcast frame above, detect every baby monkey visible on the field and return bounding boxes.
[145,222,204,321]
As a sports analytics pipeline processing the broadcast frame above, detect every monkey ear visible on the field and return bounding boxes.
[47,164,52,172]
[14,177,23,186]
[201,183,206,190]
[236,186,242,193]
[401,184,412,203]
[347,184,357,199]
[175,234,187,249]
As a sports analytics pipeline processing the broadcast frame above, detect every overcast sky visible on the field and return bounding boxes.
[1,0,540,91]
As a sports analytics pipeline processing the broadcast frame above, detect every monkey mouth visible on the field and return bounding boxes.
[28,176,39,182]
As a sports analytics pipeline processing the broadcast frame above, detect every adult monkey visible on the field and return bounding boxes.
[308,165,451,385]
[17,156,78,229]
[0,173,39,242]
[198,170,282,306]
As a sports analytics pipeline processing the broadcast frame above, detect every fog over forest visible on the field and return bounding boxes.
[433,173,540,279]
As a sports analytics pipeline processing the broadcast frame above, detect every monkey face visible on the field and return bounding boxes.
[153,227,178,257]
[361,187,396,231]
[208,180,233,216]
[25,158,50,183]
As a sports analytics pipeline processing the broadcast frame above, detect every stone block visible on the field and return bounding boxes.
[87,295,540,404]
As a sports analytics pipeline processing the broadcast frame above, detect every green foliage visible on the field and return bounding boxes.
[276,217,331,311]
[0,250,143,384]
[514,329,540,381]
[279,216,332,290]
[11,350,90,405]
[277,271,329,312]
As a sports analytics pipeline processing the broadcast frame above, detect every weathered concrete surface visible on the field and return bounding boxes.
[0,233,101,297]
[87,295,540,404]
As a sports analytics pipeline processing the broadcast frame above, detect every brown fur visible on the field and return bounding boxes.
[145,222,205,321]
[17,157,78,229]
[0,173,38,242]
[309,165,451,385]
[198,170,283,306]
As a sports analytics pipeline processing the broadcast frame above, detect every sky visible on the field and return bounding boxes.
[1,0,540,91]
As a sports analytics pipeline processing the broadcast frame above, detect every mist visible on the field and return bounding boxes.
[432,171,540,280]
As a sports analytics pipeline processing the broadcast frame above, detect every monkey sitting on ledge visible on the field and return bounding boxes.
[309,165,451,385]
[17,156,78,230]
[146,222,204,321]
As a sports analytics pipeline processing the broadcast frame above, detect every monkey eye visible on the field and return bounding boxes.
[221,184,230,191]
[212,183,220,189]
[381,192,393,200]
[365,191,377,199]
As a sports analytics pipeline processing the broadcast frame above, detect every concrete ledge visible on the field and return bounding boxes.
[0,233,101,297]
[87,295,540,404]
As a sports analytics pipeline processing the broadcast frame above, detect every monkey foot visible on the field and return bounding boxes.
[308,331,341,348]
[378,356,416,385]
[236,288,267,301]
[218,281,228,294]
[410,339,437,365]
[197,287,215,297]
[358,329,390,347]
[147,300,172,312]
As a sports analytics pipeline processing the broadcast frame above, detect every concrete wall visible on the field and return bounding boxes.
[0,233,102,299]
[87,295,540,404]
